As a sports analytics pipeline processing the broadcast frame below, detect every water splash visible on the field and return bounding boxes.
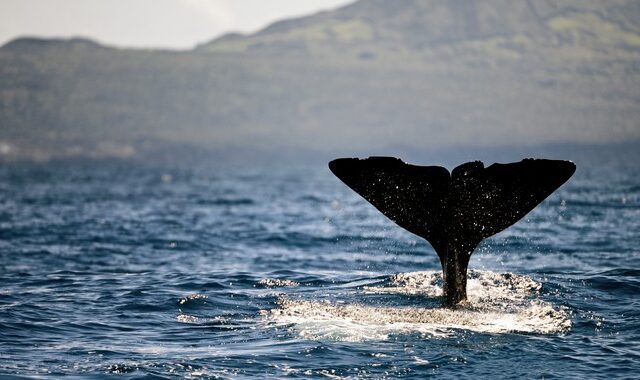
[265,271,570,341]
[368,270,542,309]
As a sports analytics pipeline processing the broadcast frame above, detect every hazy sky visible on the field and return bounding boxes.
[0,0,354,49]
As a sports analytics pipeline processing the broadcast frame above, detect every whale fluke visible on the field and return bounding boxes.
[329,157,576,306]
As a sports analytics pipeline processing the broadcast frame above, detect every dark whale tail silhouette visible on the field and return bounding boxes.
[329,157,576,306]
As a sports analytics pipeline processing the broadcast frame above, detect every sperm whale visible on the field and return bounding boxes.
[329,157,576,306]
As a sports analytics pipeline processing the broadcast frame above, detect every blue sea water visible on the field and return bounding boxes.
[1,148,639,379]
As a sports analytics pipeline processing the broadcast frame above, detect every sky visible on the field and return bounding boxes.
[0,0,354,49]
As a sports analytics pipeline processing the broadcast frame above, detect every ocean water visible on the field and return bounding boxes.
[1,150,639,379]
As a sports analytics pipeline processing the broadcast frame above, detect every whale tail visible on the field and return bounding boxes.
[329,157,576,306]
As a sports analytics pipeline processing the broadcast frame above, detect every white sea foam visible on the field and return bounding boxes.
[176,314,228,325]
[178,293,208,305]
[264,271,570,341]
[257,278,300,287]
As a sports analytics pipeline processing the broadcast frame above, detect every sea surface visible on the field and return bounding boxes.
[1,148,639,379]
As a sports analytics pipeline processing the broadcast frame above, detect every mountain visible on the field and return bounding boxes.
[1,0,639,162]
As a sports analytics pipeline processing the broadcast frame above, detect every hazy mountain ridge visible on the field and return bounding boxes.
[1,0,639,162]
[201,0,640,55]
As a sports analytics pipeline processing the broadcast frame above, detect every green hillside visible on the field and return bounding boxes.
[1,0,639,161]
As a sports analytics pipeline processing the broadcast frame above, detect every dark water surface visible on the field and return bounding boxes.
[1,150,639,379]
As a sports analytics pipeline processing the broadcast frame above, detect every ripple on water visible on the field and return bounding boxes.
[1,154,638,378]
